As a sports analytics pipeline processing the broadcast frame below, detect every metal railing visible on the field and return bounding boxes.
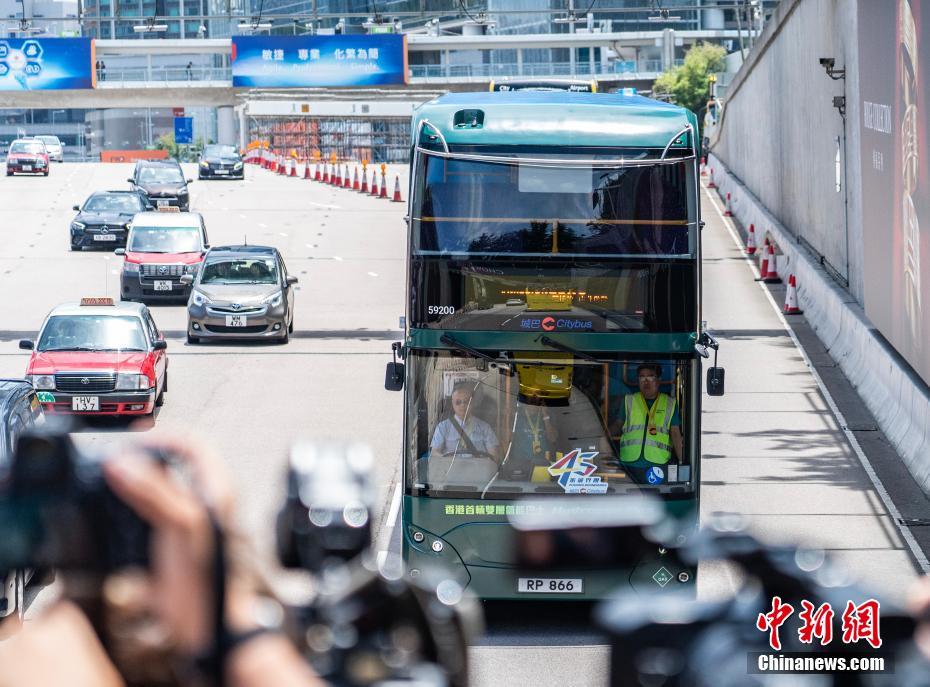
[96,66,232,83]
[407,59,667,81]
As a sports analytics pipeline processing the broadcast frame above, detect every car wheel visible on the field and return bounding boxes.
[5,171,11,177]
[187,333,199,344]
[288,317,294,334]
[155,376,166,406]
[43,171,48,177]
[70,243,81,251]
[279,331,289,345]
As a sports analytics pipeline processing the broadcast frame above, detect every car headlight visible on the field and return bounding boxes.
[183,263,199,275]
[71,221,86,231]
[191,290,211,307]
[261,291,283,308]
[26,374,55,390]
[36,159,46,166]
[199,161,209,167]
[123,261,140,274]
[116,373,151,390]
[234,161,243,169]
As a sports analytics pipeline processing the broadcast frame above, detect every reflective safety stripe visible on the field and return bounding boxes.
[620,392,676,464]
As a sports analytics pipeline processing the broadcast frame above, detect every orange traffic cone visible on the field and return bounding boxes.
[278,157,286,176]
[745,223,757,255]
[314,163,321,182]
[333,165,341,186]
[322,164,330,184]
[289,159,297,177]
[360,169,369,194]
[700,156,707,176]
[783,274,803,314]
[352,167,360,191]
[379,171,388,199]
[724,192,733,216]
[343,165,351,189]
[391,175,403,202]
[708,167,717,189]
[762,242,782,284]
[757,238,770,278]
[370,173,379,197]
[304,161,312,179]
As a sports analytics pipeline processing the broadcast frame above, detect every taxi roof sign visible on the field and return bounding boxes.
[80,297,115,306]
[157,206,181,213]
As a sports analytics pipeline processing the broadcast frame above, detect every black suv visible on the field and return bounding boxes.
[0,379,43,621]
[198,144,244,180]
[70,190,152,251]
[128,160,192,211]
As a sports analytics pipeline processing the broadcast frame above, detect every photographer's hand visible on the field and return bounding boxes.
[0,601,125,687]
[104,436,322,687]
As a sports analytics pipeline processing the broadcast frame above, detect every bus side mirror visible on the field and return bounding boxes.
[385,362,405,391]
[706,367,725,396]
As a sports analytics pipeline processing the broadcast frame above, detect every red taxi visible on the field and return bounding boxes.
[19,298,168,416]
[115,210,209,302]
[6,138,50,176]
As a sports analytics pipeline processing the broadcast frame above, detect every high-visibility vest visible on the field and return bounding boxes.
[619,392,675,464]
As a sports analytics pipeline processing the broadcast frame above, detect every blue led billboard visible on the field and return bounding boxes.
[0,38,94,90]
[231,35,407,88]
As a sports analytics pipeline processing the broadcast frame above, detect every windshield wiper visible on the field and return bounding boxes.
[539,335,601,362]
[440,334,508,367]
[42,346,102,352]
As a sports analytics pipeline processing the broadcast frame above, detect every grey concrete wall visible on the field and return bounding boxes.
[712,0,865,302]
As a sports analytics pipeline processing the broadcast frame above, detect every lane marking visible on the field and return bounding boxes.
[705,184,930,574]
[333,256,343,261]
[308,201,341,209]
[368,272,378,277]
[376,482,402,573]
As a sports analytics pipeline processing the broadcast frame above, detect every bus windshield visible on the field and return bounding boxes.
[405,349,695,498]
[413,155,695,258]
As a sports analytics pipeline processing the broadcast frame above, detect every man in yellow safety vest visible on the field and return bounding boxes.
[613,363,683,485]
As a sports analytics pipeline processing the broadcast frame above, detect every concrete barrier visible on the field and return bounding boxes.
[708,152,930,496]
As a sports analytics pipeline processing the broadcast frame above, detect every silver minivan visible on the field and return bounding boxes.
[182,245,297,344]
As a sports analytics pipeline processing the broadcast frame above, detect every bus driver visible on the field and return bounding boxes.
[430,382,500,460]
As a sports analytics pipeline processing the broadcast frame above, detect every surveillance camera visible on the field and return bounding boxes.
[819,58,835,69]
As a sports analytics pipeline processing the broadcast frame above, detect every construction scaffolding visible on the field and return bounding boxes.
[247,115,411,163]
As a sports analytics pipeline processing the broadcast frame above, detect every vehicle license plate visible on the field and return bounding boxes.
[215,169,229,175]
[154,280,173,291]
[156,199,169,207]
[517,578,583,593]
[22,165,31,171]
[93,234,117,241]
[225,315,247,327]
[72,396,99,411]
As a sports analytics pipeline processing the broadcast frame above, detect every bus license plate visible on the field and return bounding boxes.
[154,280,172,291]
[517,578,583,594]
[225,315,247,327]
[72,396,99,411]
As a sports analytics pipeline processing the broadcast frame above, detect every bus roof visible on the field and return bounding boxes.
[412,91,698,151]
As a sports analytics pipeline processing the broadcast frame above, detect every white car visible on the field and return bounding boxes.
[34,135,63,162]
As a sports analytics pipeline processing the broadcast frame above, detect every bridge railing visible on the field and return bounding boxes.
[96,66,233,83]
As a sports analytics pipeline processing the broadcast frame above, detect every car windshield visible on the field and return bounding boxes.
[10,141,45,154]
[37,315,147,352]
[129,226,201,253]
[200,257,278,284]
[83,194,144,213]
[138,166,184,184]
[36,136,60,147]
[405,350,695,497]
[203,145,238,158]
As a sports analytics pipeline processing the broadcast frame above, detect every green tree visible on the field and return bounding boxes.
[653,42,726,118]
[155,132,178,158]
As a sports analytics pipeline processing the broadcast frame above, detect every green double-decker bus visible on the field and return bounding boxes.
[386,91,721,600]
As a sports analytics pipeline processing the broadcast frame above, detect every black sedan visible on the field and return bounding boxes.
[70,190,151,251]
[129,160,192,211]
[198,144,244,180]
[0,379,43,621]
